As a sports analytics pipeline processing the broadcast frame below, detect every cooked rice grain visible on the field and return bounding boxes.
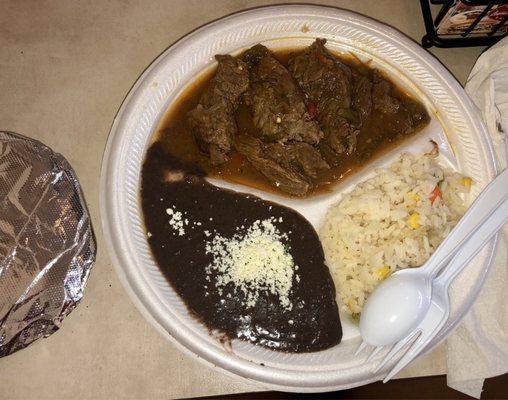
[320,152,471,317]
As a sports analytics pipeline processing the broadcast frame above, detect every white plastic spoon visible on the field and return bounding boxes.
[378,195,508,381]
[359,168,508,347]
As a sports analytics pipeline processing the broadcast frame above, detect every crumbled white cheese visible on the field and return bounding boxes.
[147,232,152,238]
[166,207,185,236]
[205,218,297,310]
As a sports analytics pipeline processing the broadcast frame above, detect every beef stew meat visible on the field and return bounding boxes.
[264,141,330,180]
[187,55,249,165]
[235,135,311,196]
[165,39,430,197]
[235,135,330,196]
[371,70,430,135]
[243,45,323,145]
[288,38,359,156]
[352,74,373,125]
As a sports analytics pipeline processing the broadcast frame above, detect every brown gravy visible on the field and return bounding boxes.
[156,48,427,196]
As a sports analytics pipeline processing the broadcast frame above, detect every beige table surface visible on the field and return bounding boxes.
[0,1,485,399]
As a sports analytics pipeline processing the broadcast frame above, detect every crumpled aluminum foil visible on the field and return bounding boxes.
[0,131,96,357]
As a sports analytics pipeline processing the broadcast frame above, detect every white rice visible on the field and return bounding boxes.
[319,151,471,319]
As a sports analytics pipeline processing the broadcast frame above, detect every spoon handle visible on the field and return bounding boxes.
[436,195,508,288]
[423,168,508,278]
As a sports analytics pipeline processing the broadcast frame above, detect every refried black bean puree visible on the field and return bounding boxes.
[141,142,342,352]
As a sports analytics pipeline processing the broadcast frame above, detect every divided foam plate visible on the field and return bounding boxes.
[100,5,497,392]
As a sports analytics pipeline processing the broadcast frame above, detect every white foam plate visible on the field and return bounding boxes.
[100,5,498,392]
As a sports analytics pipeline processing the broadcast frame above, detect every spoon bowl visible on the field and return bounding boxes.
[360,268,431,346]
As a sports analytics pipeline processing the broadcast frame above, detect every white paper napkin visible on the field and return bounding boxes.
[446,37,508,399]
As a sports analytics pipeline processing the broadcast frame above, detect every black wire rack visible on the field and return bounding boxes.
[420,0,508,48]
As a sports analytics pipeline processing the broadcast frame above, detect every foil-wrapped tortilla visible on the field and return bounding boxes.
[0,131,96,357]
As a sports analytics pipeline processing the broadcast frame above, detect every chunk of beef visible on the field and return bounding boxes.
[372,71,430,134]
[288,39,352,110]
[321,118,358,155]
[201,55,250,109]
[406,101,431,132]
[292,142,330,179]
[235,135,329,195]
[264,142,330,179]
[243,45,323,145]
[242,44,271,69]
[236,135,311,196]
[352,74,372,124]
[288,39,358,155]
[372,77,400,114]
[318,141,342,167]
[187,55,249,165]
[187,106,237,165]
